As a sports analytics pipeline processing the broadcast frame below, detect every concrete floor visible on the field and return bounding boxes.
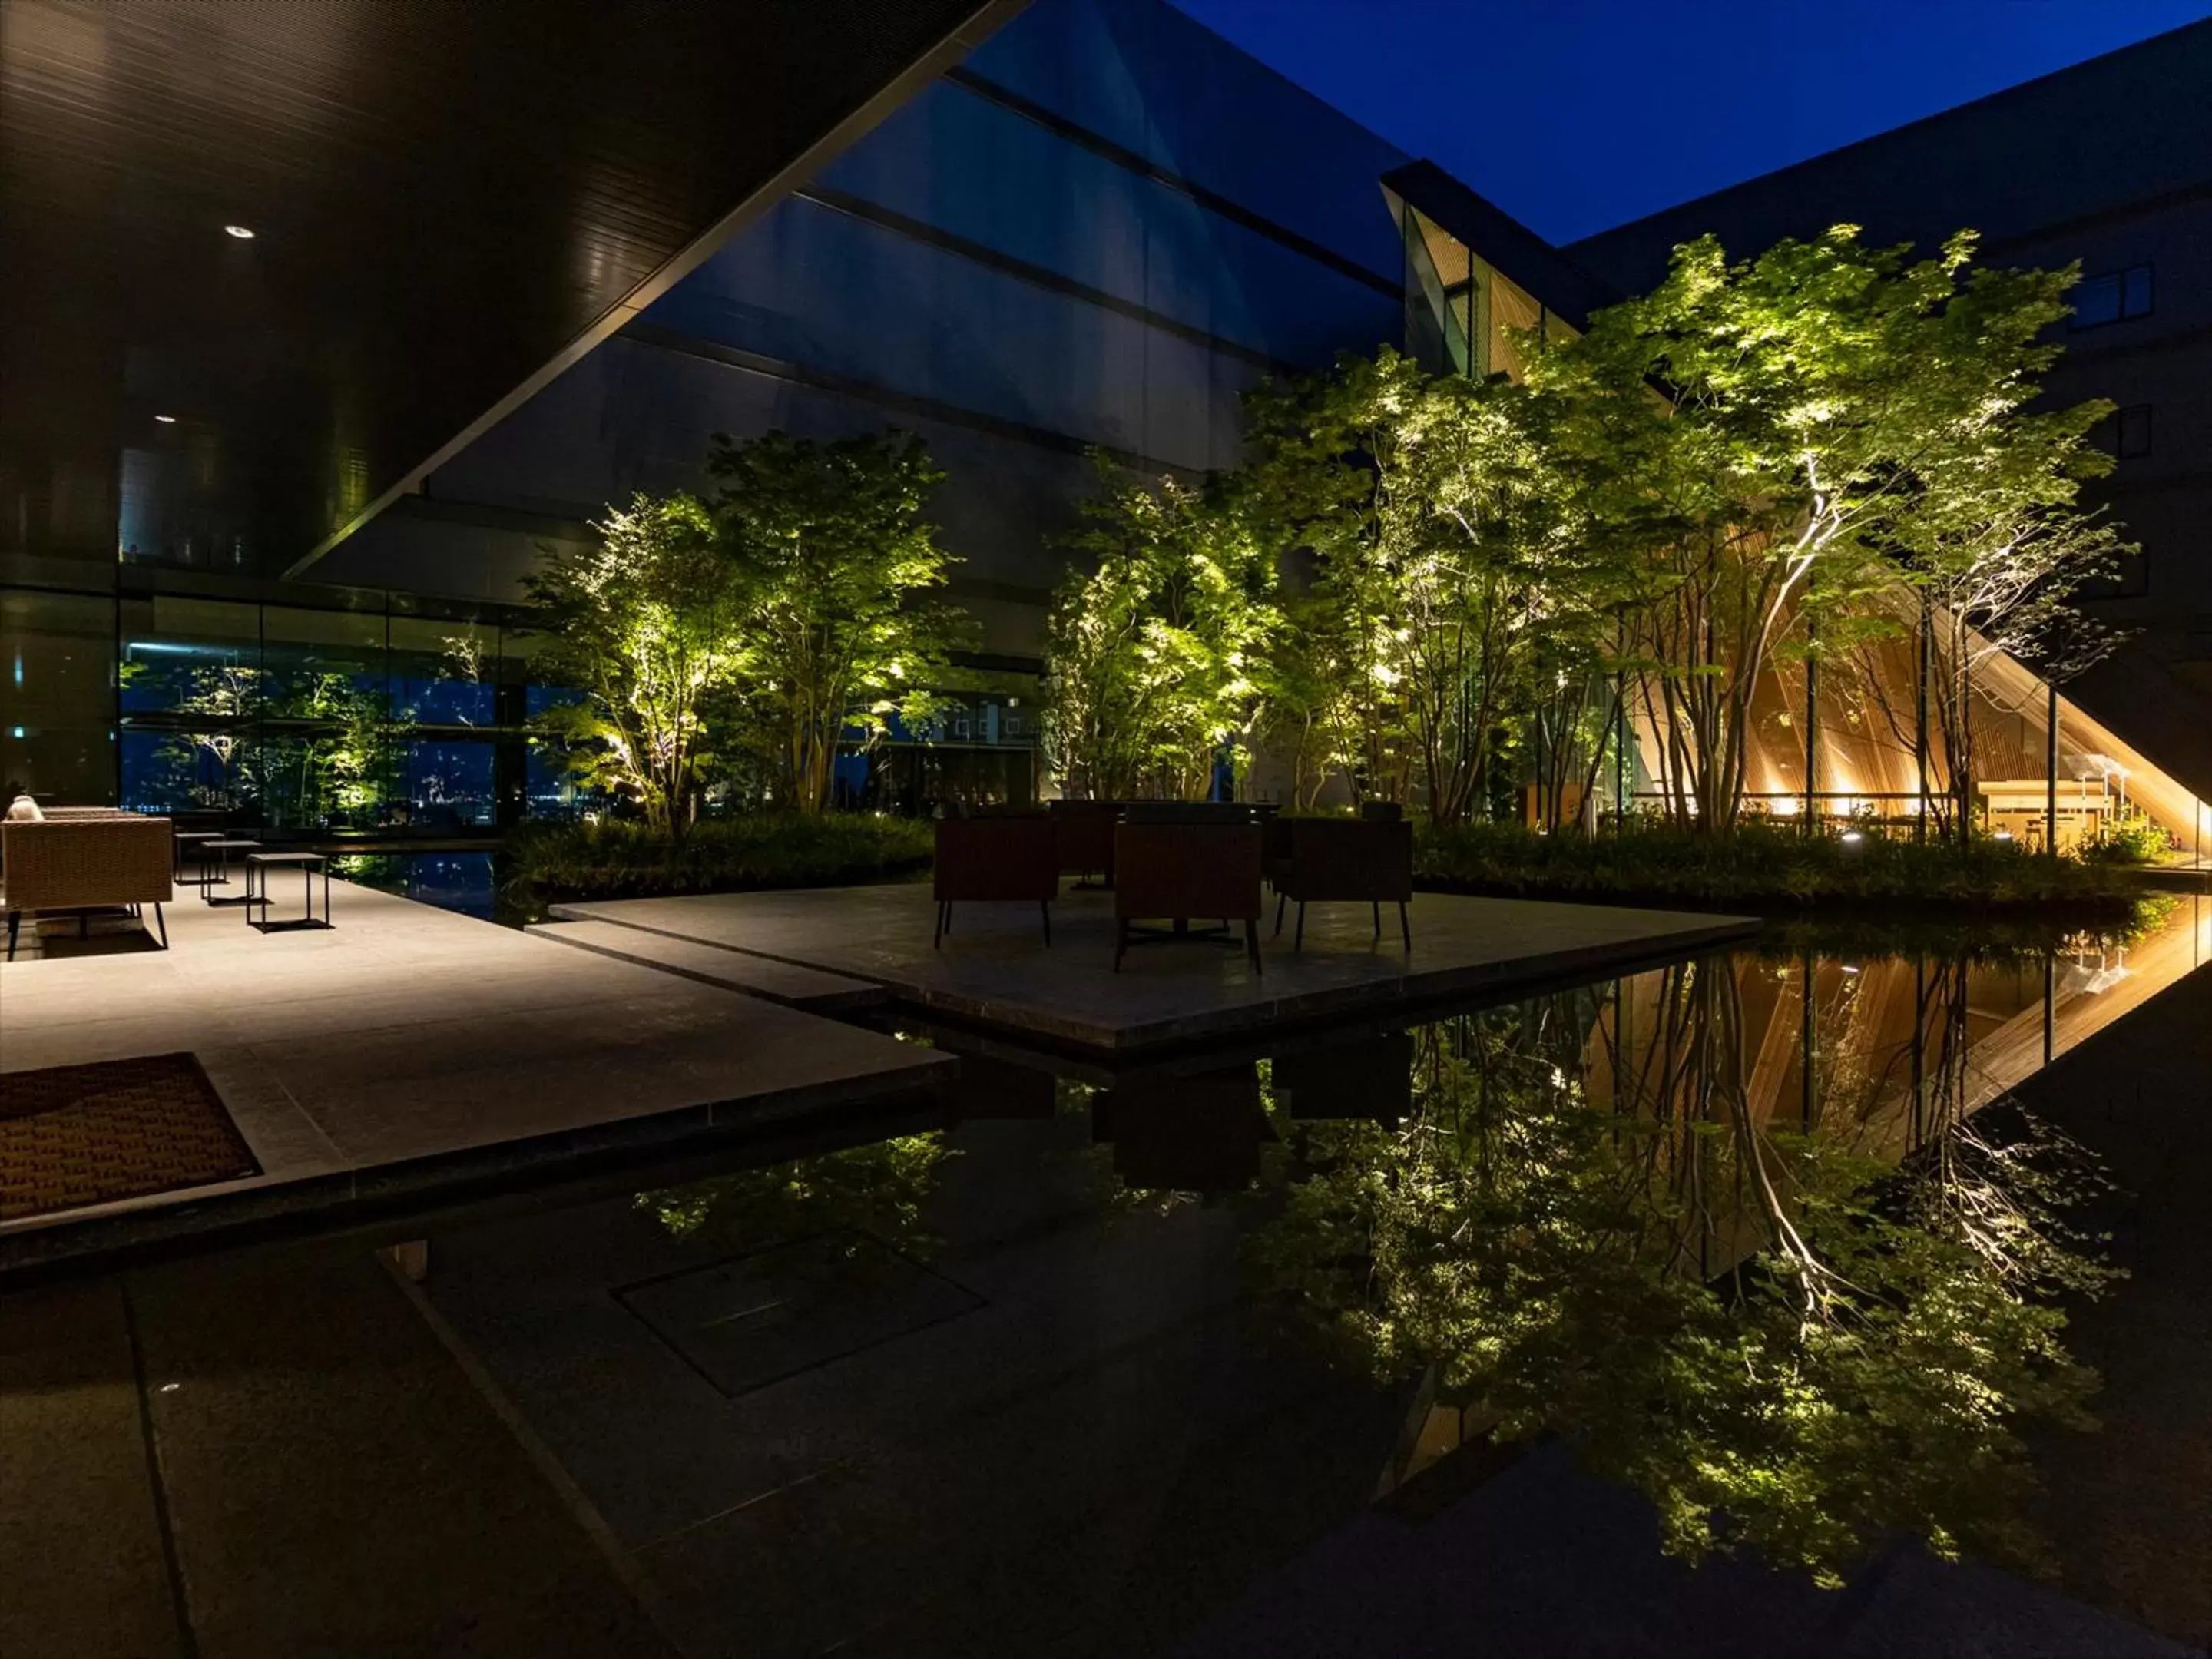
[551,886,1760,1051]
[0,879,948,1273]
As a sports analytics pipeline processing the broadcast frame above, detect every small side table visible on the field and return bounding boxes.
[200,839,263,906]
[173,830,225,887]
[244,853,332,933]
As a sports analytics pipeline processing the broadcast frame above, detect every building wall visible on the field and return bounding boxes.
[313,0,1409,664]
[1564,20,2212,800]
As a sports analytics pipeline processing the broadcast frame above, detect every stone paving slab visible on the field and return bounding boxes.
[525,919,885,1012]
[550,886,1760,1052]
[0,879,949,1275]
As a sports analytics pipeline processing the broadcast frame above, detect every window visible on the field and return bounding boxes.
[2097,405,2154,459]
[2070,264,2153,329]
[2116,405,2154,459]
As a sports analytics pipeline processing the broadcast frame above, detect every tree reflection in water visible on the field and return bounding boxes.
[636,1133,952,1273]
[1245,955,2117,1585]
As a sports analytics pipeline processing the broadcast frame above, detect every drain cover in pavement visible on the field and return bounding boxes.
[614,1231,984,1396]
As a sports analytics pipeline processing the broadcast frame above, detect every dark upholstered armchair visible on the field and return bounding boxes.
[1112,821,1263,973]
[933,814,1058,947]
[1273,818,1413,950]
[1048,799,1121,886]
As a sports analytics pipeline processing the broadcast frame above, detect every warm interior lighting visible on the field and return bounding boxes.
[223,224,256,240]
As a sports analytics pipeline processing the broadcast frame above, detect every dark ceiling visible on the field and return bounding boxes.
[0,0,1020,589]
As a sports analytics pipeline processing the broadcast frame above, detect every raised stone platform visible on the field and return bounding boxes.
[550,885,1760,1052]
[525,919,885,1012]
[0,879,948,1276]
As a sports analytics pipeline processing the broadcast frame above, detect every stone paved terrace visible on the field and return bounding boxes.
[0,879,949,1276]
[549,885,1761,1052]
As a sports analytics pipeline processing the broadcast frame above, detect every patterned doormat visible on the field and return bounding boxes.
[0,1053,260,1220]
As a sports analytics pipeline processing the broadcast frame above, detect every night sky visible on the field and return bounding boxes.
[1175,0,2212,245]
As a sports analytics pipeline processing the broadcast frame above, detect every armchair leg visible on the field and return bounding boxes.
[1244,919,1261,976]
[933,901,946,950]
[1114,919,1128,972]
[5,910,18,962]
[151,903,169,950]
[1372,899,1381,939]
[1273,892,1286,936]
[1293,902,1306,952]
[1040,899,1051,948]
[1399,900,1412,952]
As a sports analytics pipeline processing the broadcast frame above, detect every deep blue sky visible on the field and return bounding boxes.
[1175,0,2212,245]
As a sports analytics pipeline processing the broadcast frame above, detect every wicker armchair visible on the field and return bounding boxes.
[3,816,175,959]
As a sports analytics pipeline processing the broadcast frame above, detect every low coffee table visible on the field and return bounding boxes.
[172,830,225,887]
[200,839,263,905]
[243,852,332,933]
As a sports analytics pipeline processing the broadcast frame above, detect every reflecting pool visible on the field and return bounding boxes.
[365,896,2208,1654]
[12,887,2197,1654]
[332,849,538,925]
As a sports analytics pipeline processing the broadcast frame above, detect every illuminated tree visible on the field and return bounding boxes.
[1241,349,1633,826]
[1041,462,1276,800]
[525,492,740,840]
[1524,227,2121,833]
[709,429,969,815]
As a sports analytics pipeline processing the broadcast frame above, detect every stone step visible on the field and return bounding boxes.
[525,919,886,1012]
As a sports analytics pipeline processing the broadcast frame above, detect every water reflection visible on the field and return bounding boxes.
[333,849,538,925]
[620,897,2203,1595]
[1243,965,2115,1585]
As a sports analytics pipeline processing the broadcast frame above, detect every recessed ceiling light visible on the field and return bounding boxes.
[224,224,255,240]
[154,414,177,424]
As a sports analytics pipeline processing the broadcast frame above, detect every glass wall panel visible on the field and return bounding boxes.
[396,737,498,830]
[0,588,117,805]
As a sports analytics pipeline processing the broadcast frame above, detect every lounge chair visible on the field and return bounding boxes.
[1113,820,1263,973]
[933,813,1058,948]
[1273,817,1413,951]
[1048,798,1122,886]
[3,813,176,959]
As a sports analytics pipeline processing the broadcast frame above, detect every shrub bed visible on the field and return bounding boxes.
[1415,821,2144,916]
[508,813,933,901]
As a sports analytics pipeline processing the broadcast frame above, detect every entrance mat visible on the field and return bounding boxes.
[0,1052,260,1220]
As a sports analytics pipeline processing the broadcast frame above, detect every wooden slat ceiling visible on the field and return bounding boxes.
[0,0,1020,583]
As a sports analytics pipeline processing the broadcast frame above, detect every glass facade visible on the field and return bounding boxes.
[0,589,117,805]
[1401,204,1572,382]
[106,588,575,834]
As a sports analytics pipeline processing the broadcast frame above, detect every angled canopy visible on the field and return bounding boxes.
[0,0,1023,584]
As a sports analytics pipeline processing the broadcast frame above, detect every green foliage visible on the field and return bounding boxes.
[151,663,265,811]
[1415,820,2144,912]
[1200,229,2133,835]
[523,493,740,840]
[2076,810,2176,866]
[524,430,970,827]
[1245,979,2115,1583]
[637,1131,952,1265]
[505,812,932,900]
[1241,347,1632,825]
[1519,227,2127,833]
[707,429,970,813]
[282,671,403,824]
[1041,461,1276,800]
